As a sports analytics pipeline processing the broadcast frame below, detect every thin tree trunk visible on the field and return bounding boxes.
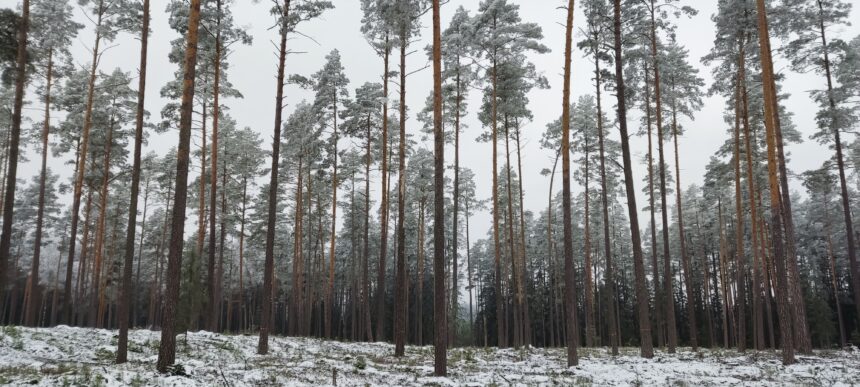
[393,27,408,357]
[93,112,116,328]
[25,48,51,327]
[117,0,149,363]
[649,0,678,351]
[513,125,531,347]
[594,35,619,355]
[644,60,665,349]
[375,39,391,343]
[732,41,747,351]
[207,0,223,333]
[156,0,202,372]
[258,0,290,355]
[64,0,106,325]
[325,87,339,339]
[670,80,697,351]
[817,0,860,332]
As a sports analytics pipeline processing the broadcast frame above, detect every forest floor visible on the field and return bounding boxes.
[0,326,858,386]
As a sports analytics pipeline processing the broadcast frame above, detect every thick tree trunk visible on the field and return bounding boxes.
[117,0,149,363]
[754,0,794,365]
[561,0,579,366]
[0,0,27,312]
[614,0,653,358]
[157,0,202,372]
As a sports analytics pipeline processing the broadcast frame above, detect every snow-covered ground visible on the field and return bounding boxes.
[0,326,857,386]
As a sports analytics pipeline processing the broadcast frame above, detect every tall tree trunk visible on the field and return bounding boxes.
[614,0,653,358]
[671,81,697,351]
[93,113,116,328]
[375,39,391,343]
[25,48,51,327]
[561,0,579,366]
[63,0,105,325]
[207,0,223,333]
[394,27,408,357]
[817,0,860,332]
[258,0,290,354]
[649,0,678,351]
[594,34,619,355]
[503,118,522,349]
[644,60,665,349]
[513,125,531,347]
[157,0,202,372]
[326,89,339,339]
[0,0,27,313]
[583,120,595,347]
[754,0,794,364]
[732,40,747,352]
[450,50,462,350]
[117,0,149,363]
[491,48,506,350]
[739,43,765,350]
[363,123,373,342]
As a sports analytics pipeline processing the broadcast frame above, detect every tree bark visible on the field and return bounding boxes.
[117,0,149,363]
[648,0,678,352]
[561,0,579,366]
[394,26,408,357]
[206,0,223,333]
[375,39,391,343]
[593,32,619,355]
[817,0,860,331]
[25,48,51,327]
[754,0,794,365]
[614,0,653,358]
[157,0,202,372]
[671,80,697,351]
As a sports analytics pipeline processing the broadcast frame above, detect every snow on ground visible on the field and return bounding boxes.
[0,326,858,386]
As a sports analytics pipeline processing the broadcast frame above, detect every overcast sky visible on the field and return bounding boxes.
[16,0,860,245]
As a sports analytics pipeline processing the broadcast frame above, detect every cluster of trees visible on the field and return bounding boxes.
[0,0,859,375]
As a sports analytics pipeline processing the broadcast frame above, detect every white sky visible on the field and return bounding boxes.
[15,0,860,245]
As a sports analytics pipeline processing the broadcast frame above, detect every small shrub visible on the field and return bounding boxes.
[354,356,367,370]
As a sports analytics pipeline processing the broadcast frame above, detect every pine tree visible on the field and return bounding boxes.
[0,0,28,315]
[560,0,578,366]
[612,0,653,358]
[117,0,149,362]
[157,0,203,373]
[781,0,858,341]
[22,0,82,327]
[471,0,548,349]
